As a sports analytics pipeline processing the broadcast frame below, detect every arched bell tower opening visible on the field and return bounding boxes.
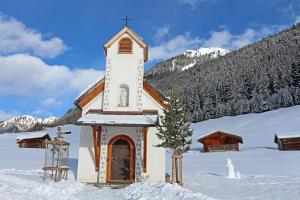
[118,37,132,53]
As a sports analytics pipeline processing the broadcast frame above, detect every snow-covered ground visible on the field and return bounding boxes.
[1,106,300,199]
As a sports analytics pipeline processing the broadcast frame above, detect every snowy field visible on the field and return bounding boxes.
[1,106,300,199]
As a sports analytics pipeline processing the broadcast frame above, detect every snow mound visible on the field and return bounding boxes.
[0,168,214,200]
[226,158,240,179]
[122,182,215,200]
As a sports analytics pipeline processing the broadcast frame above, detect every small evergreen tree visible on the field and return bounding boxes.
[156,88,193,185]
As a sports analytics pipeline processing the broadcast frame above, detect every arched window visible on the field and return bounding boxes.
[119,38,132,53]
[119,84,129,107]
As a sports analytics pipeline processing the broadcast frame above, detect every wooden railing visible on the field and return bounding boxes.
[208,144,239,152]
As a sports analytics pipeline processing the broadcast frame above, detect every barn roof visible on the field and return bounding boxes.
[197,131,243,143]
[274,133,300,143]
[74,78,167,109]
[16,132,51,142]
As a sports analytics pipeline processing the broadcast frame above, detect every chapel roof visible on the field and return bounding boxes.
[74,78,167,109]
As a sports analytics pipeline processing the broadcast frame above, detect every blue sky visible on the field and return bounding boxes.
[0,0,299,120]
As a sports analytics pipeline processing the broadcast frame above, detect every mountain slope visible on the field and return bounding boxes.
[0,115,57,133]
[146,47,229,78]
[146,23,300,122]
[0,107,82,134]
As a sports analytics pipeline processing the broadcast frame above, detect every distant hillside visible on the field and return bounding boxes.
[146,23,300,122]
[0,107,81,134]
[51,107,81,127]
[0,115,57,133]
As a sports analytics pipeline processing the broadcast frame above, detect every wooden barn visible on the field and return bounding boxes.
[197,131,243,152]
[274,134,300,151]
[16,132,51,148]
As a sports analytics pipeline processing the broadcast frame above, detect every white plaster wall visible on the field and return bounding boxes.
[142,91,165,115]
[145,127,165,182]
[103,33,144,112]
[77,126,98,183]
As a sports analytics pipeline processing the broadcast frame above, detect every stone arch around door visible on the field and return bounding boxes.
[106,134,135,183]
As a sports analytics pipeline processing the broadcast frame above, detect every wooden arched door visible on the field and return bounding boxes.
[106,135,135,183]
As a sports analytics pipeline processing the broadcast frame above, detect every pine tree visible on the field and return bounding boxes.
[156,88,193,185]
[291,63,300,87]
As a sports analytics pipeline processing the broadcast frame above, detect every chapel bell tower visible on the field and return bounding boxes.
[102,26,148,112]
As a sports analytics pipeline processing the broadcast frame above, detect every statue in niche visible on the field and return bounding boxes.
[119,85,129,107]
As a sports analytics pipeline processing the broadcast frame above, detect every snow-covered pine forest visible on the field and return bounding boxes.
[146,23,300,122]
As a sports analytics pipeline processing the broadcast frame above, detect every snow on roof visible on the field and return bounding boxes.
[275,132,300,139]
[74,77,104,101]
[197,130,224,140]
[77,113,158,126]
[197,130,242,141]
[16,131,50,141]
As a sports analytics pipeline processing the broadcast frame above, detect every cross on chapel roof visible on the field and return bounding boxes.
[122,16,131,27]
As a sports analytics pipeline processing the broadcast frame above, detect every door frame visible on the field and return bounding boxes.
[106,134,135,183]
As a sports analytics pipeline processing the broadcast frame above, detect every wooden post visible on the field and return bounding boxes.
[51,145,54,179]
[92,126,101,172]
[171,154,183,186]
[43,140,48,181]
[179,155,183,186]
[171,156,175,182]
[143,127,148,172]
[66,145,70,180]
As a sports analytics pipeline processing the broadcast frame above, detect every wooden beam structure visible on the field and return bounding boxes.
[78,82,105,108]
[143,127,148,172]
[92,126,101,171]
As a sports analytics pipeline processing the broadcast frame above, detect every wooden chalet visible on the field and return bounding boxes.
[197,131,243,152]
[16,132,51,148]
[274,134,300,151]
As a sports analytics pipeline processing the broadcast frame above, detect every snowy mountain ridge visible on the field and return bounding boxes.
[180,47,229,71]
[146,47,229,76]
[184,47,230,58]
[0,115,57,134]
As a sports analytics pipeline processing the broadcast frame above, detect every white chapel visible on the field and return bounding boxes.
[74,25,167,184]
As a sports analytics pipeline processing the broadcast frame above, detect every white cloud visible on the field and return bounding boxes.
[41,98,63,107]
[279,3,296,18]
[0,54,104,97]
[0,110,16,121]
[202,29,232,48]
[149,23,287,61]
[0,13,67,58]
[178,0,214,10]
[149,33,202,61]
[203,24,286,50]
[32,108,52,116]
[153,26,170,42]
[295,16,300,24]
